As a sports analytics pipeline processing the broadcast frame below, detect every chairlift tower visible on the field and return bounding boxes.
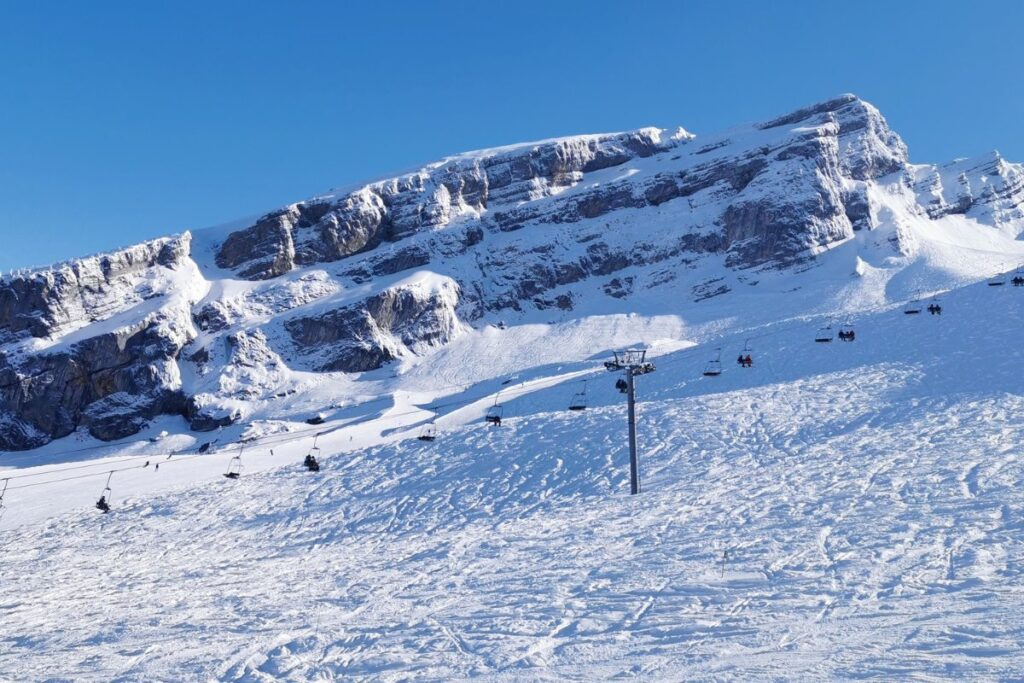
[604,349,656,495]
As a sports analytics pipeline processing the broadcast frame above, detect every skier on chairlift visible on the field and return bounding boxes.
[95,495,110,513]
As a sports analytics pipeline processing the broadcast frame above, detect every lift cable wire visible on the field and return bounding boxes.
[0,287,959,501]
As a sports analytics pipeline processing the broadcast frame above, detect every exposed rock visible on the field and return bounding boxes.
[285,278,462,372]
[185,396,240,432]
[214,129,693,279]
[0,318,192,447]
[603,276,635,299]
[0,238,200,449]
[0,234,190,341]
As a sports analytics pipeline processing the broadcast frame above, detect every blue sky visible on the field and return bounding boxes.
[1,0,1022,271]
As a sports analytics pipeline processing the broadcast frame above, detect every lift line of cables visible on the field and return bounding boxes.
[0,283,974,513]
[0,365,600,495]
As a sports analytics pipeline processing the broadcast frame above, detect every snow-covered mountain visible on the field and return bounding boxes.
[3,95,1024,680]
[2,94,1023,453]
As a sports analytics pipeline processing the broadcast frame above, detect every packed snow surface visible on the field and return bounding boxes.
[2,266,1024,680]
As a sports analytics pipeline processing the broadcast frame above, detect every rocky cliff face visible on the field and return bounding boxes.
[214,128,692,280]
[0,235,201,449]
[283,277,462,373]
[2,95,1023,451]
[911,151,1024,233]
[213,95,913,287]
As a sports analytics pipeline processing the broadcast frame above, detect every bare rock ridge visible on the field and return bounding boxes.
[210,95,917,292]
[0,236,198,449]
[2,95,1023,451]
[215,128,689,280]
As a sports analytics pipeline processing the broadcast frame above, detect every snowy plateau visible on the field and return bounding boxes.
[2,94,1024,680]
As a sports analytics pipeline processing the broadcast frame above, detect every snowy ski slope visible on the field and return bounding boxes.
[2,251,1024,679]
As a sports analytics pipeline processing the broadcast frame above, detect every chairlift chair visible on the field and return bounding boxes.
[703,348,723,376]
[989,273,1007,286]
[485,404,504,425]
[838,322,855,342]
[615,378,628,393]
[703,360,722,376]
[736,339,753,367]
[304,438,322,470]
[814,325,834,342]
[904,295,923,314]
[95,472,113,513]
[418,423,438,441]
[224,453,243,480]
[568,382,587,411]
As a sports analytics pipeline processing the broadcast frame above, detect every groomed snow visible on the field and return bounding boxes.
[2,258,1024,679]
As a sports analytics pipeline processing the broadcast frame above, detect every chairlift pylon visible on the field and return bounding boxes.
[568,381,587,411]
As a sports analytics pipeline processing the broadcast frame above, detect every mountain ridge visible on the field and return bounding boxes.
[2,94,1023,452]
